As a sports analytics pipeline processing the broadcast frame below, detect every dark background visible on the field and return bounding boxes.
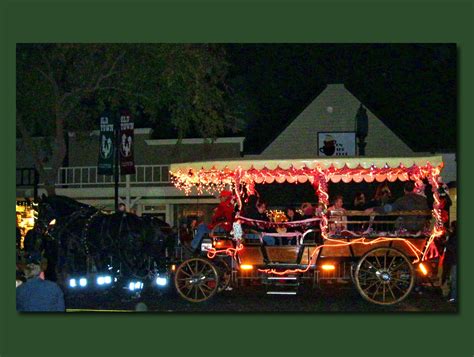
[143,43,457,155]
[224,43,456,154]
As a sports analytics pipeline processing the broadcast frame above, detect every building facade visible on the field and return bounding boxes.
[16,131,245,227]
[16,83,456,226]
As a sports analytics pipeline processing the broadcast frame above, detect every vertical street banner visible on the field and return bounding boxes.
[119,109,136,175]
[98,111,115,175]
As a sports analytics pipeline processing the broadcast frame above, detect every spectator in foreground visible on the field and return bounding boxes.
[443,220,457,303]
[16,257,65,312]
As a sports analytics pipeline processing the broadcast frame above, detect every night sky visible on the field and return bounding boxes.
[223,44,457,154]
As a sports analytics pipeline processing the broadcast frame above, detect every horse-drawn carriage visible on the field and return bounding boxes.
[169,156,447,305]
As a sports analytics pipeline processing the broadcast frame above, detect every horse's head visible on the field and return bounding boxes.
[37,195,95,231]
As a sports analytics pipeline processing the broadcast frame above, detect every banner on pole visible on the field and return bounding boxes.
[119,109,135,175]
[97,112,115,175]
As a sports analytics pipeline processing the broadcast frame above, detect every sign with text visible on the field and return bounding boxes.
[119,109,136,175]
[318,132,356,156]
[97,112,115,175]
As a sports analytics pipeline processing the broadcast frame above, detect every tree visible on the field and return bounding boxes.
[17,44,236,195]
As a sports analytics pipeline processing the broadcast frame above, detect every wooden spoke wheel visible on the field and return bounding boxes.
[355,247,415,305]
[174,258,219,303]
[214,258,232,293]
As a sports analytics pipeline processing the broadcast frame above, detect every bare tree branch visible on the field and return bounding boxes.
[59,51,127,105]
[96,86,154,102]
[17,114,46,176]
[39,51,60,97]
[34,66,56,89]
[92,50,126,91]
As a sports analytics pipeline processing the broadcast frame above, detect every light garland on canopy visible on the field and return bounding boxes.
[171,158,447,274]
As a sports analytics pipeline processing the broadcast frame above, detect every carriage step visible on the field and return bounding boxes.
[267,276,297,280]
[266,291,297,295]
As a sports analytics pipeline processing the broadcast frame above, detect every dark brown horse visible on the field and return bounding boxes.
[34,195,176,281]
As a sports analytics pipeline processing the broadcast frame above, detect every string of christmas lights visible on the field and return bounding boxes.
[171,160,447,275]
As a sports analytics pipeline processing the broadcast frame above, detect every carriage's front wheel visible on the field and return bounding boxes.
[355,247,415,305]
[174,258,219,303]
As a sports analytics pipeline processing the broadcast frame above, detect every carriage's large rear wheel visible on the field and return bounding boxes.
[354,247,415,305]
[174,258,219,303]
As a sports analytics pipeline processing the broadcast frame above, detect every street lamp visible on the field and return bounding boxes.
[355,104,369,156]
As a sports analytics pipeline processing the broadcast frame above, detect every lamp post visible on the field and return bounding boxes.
[114,112,120,212]
[355,104,368,156]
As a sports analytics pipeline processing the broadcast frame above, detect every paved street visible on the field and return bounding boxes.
[65,283,457,313]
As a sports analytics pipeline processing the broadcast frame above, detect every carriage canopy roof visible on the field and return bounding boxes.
[170,156,443,172]
[169,156,444,194]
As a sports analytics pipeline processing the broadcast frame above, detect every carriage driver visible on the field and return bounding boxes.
[190,190,235,251]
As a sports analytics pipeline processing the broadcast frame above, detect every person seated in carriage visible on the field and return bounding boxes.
[347,192,369,232]
[190,190,235,251]
[301,202,315,219]
[241,198,277,246]
[365,181,429,232]
[328,195,348,234]
[285,206,304,232]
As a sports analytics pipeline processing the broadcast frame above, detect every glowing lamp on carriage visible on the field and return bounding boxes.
[321,264,336,271]
[418,263,429,276]
[240,264,253,271]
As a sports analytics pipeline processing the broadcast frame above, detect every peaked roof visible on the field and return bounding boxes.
[244,83,418,155]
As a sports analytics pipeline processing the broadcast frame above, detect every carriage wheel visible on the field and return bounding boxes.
[174,258,219,303]
[354,247,415,305]
[214,258,232,293]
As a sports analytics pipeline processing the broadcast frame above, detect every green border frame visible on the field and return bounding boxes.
[1,1,472,357]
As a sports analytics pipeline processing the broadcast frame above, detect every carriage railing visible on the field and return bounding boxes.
[43,165,171,188]
[237,216,322,246]
[328,210,433,238]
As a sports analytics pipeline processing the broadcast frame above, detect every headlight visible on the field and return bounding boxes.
[69,278,77,288]
[96,275,113,286]
[79,278,87,287]
[156,277,168,286]
[128,281,143,291]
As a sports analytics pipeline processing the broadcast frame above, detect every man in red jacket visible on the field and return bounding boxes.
[190,190,235,250]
